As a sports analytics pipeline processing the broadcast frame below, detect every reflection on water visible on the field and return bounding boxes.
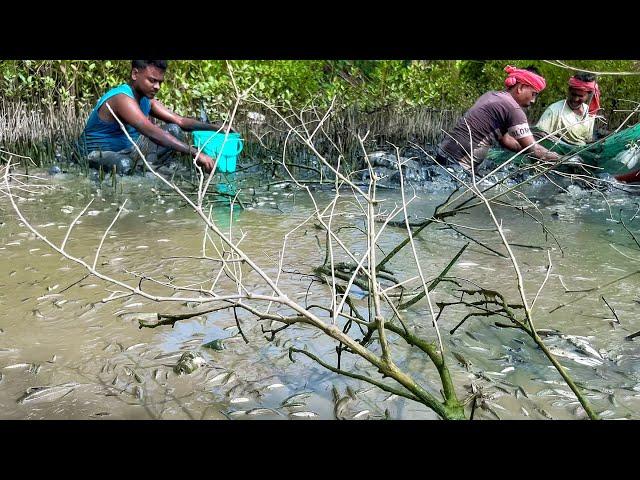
[1,169,640,420]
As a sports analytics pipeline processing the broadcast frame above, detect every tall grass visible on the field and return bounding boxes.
[1,100,462,174]
[0,99,89,169]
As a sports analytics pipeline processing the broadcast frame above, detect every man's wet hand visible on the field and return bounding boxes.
[195,152,214,173]
[544,151,561,161]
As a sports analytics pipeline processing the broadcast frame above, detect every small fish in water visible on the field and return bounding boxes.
[468,346,490,353]
[562,335,603,360]
[91,412,111,417]
[224,372,238,386]
[227,410,248,417]
[465,331,480,341]
[5,363,32,370]
[134,386,144,401]
[535,407,553,419]
[205,371,233,386]
[125,343,147,351]
[266,383,285,390]
[500,366,515,374]
[547,346,602,367]
[520,407,529,417]
[281,392,312,407]
[247,408,278,416]
[334,396,351,420]
[47,284,59,292]
[18,382,79,404]
[353,410,370,419]
[32,309,44,318]
[536,388,557,397]
[516,386,528,399]
[290,411,317,418]
[453,352,472,371]
[226,383,244,398]
[29,364,41,374]
[230,397,250,404]
[346,386,358,399]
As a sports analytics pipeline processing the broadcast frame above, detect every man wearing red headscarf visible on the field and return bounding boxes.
[438,65,560,170]
[536,72,601,146]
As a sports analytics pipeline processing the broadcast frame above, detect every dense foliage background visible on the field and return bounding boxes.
[2,60,639,123]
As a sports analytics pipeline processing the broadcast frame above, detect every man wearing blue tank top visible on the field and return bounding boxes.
[80,60,234,174]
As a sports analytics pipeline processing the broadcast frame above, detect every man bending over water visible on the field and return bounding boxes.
[80,60,234,174]
[437,65,560,171]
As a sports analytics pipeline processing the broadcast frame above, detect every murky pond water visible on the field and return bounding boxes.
[2,168,640,420]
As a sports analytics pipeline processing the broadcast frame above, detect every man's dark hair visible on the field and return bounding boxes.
[524,65,541,75]
[574,71,596,82]
[132,60,168,71]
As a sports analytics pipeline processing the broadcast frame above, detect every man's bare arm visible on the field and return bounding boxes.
[150,101,232,132]
[107,96,199,155]
[105,95,214,172]
[515,134,560,161]
[500,133,522,151]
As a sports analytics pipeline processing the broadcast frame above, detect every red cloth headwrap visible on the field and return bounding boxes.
[504,65,546,92]
[568,77,601,116]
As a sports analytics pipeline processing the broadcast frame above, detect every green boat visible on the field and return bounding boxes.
[484,123,640,183]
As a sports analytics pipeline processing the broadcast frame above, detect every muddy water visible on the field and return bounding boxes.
[2,170,640,420]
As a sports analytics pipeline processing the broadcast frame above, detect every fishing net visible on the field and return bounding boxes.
[484,123,640,175]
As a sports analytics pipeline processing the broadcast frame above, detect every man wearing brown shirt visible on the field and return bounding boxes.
[438,65,560,171]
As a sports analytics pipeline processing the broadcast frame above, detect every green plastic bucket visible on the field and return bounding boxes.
[192,131,243,173]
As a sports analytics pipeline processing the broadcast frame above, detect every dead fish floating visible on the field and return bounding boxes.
[547,346,603,367]
[281,392,312,407]
[5,363,32,370]
[290,411,318,418]
[246,408,279,416]
[18,382,80,404]
[561,335,603,360]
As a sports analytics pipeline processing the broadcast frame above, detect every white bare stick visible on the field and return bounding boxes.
[609,243,640,262]
[61,198,94,251]
[92,199,128,271]
[395,146,444,353]
[531,250,553,312]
